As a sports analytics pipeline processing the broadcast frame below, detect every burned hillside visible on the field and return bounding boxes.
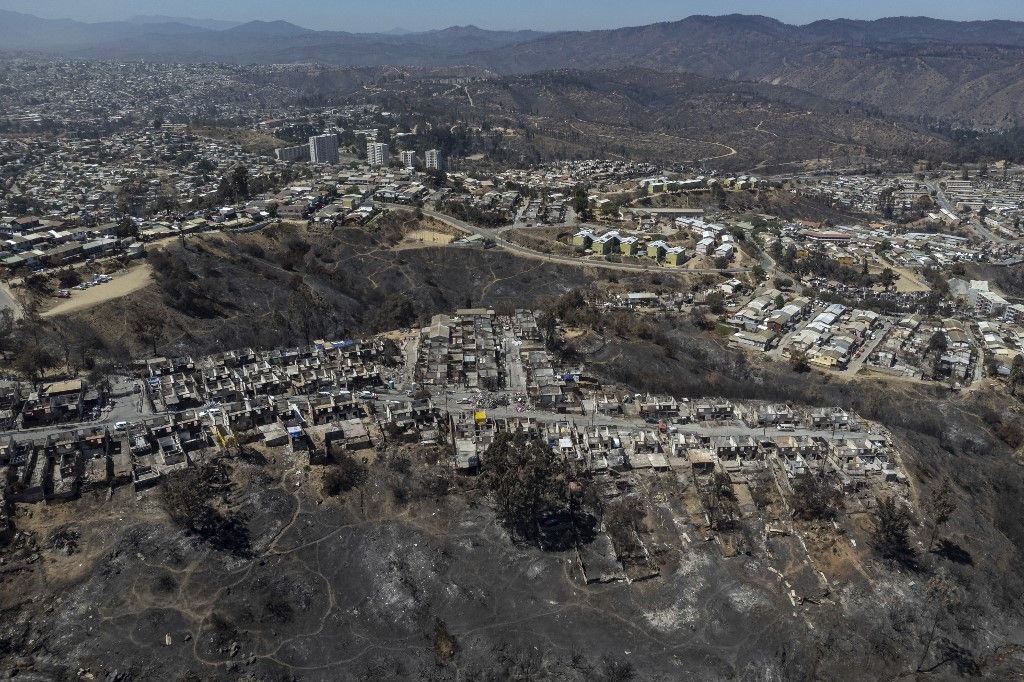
[2,305,1024,679]
[55,217,593,357]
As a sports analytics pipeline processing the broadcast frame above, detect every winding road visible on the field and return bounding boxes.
[385,204,754,275]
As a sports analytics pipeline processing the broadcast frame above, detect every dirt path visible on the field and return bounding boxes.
[0,281,23,319]
[41,263,154,318]
[566,117,737,162]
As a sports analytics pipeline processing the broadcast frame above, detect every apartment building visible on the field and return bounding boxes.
[368,142,390,167]
[309,134,339,165]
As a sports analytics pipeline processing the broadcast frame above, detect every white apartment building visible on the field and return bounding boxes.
[425,149,444,171]
[368,142,390,167]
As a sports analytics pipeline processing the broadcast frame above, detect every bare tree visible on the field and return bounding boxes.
[926,477,956,552]
[915,570,962,674]
[701,470,739,531]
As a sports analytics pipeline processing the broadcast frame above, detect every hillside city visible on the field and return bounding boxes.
[3,10,1024,682]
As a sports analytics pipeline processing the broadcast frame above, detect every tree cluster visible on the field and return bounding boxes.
[483,432,569,546]
[790,470,843,521]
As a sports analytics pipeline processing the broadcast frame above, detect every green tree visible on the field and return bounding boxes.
[483,432,566,546]
[231,165,249,200]
[706,292,725,315]
[115,216,138,240]
[870,497,914,566]
[571,185,592,221]
[927,331,948,356]
[790,350,811,373]
[1011,355,1024,396]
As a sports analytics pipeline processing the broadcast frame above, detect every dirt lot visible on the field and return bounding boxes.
[892,266,930,293]
[391,229,455,251]
[41,263,154,318]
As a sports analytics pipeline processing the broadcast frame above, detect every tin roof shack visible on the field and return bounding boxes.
[22,379,85,427]
[686,448,717,480]
[286,420,311,456]
[259,423,289,447]
[340,418,372,451]
[110,436,133,486]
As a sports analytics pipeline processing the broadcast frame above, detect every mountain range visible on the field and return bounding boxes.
[127,15,243,31]
[0,10,546,63]
[5,10,1024,125]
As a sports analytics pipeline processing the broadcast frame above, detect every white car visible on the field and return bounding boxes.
[114,421,128,431]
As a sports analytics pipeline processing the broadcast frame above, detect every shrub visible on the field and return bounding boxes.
[323,453,367,496]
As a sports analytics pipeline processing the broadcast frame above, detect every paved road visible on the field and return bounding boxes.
[926,180,1004,244]
[385,204,753,275]
[846,318,894,374]
[448,402,871,440]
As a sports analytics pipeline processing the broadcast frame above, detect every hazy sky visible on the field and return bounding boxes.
[7,0,1024,32]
